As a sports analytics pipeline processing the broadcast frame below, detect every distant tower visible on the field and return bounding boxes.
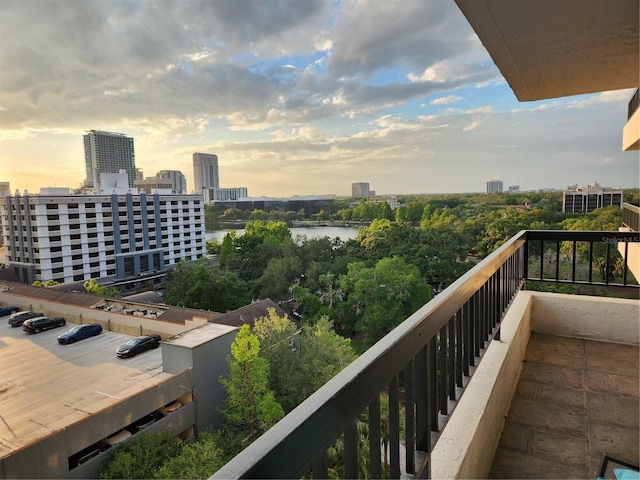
[157,170,187,194]
[193,153,219,199]
[83,130,136,188]
[486,179,504,194]
[352,182,370,198]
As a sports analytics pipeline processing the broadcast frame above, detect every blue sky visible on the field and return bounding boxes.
[1,0,637,197]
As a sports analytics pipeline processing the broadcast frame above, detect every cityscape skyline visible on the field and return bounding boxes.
[1,1,638,197]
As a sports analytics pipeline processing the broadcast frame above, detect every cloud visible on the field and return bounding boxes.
[431,95,463,105]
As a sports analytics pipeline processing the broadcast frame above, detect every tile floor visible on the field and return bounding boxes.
[489,333,639,479]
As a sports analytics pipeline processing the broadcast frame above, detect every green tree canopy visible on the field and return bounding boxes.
[219,325,284,440]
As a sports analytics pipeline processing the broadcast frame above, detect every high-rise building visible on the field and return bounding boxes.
[352,182,370,198]
[193,153,219,201]
[0,188,205,284]
[486,179,504,194]
[84,130,136,189]
[562,182,623,213]
[157,170,187,194]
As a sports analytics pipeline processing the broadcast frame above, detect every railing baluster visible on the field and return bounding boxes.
[389,376,400,479]
[540,239,544,279]
[312,452,328,479]
[369,396,381,480]
[605,242,611,284]
[462,300,471,375]
[429,336,438,432]
[589,241,594,283]
[623,241,629,286]
[555,240,560,280]
[344,421,358,479]
[438,324,448,415]
[455,309,463,388]
[448,316,456,401]
[571,241,577,282]
[415,346,428,452]
[404,360,415,474]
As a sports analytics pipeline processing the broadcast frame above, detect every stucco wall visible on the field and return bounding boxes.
[531,292,639,345]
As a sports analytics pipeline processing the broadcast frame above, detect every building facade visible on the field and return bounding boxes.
[157,170,187,194]
[212,187,248,201]
[562,183,624,213]
[83,130,137,189]
[193,153,219,202]
[486,179,504,194]
[352,182,371,198]
[0,189,205,284]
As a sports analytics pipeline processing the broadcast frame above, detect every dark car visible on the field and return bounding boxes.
[23,316,66,334]
[8,311,44,327]
[57,323,102,344]
[116,334,161,358]
[0,306,20,317]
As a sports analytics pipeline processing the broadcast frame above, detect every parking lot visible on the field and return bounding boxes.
[0,313,167,458]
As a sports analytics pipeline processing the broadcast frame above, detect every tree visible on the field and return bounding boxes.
[253,310,356,413]
[153,431,227,479]
[84,279,119,297]
[219,325,284,440]
[163,260,250,311]
[342,257,432,345]
[257,256,304,302]
[98,430,181,479]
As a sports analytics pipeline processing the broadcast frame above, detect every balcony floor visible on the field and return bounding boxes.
[490,333,639,479]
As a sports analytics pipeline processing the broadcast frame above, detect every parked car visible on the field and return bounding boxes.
[0,306,20,317]
[159,400,182,416]
[57,323,102,344]
[116,334,161,358]
[23,316,66,334]
[8,311,44,327]
[125,412,161,433]
[104,429,131,447]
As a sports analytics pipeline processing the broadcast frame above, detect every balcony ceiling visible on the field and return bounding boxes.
[455,0,639,101]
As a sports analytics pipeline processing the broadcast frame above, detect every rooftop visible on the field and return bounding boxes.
[0,315,167,459]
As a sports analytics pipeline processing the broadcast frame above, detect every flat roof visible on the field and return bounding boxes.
[164,322,237,349]
[0,315,172,459]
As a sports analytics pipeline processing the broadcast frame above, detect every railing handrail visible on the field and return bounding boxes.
[525,230,640,242]
[212,231,528,479]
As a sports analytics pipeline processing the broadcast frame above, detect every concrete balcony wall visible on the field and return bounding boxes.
[431,291,639,479]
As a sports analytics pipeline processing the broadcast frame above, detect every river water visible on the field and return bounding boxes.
[205,225,362,243]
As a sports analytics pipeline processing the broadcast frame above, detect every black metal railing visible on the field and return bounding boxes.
[628,88,640,120]
[212,230,639,479]
[623,202,640,232]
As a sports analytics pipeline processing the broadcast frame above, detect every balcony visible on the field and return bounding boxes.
[623,89,640,151]
[212,230,639,479]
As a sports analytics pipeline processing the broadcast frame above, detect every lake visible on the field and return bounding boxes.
[205,225,362,243]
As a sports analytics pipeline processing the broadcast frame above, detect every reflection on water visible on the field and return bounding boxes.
[205,225,362,243]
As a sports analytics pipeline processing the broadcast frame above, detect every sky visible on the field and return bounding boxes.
[0,0,638,198]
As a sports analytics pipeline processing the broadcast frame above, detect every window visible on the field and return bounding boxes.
[72,254,82,260]
[69,214,79,219]
[68,203,78,209]
[48,225,60,232]
[46,204,58,210]
[85,203,95,208]
[74,274,85,281]
[71,234,81,240]
[47,214,59,221]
